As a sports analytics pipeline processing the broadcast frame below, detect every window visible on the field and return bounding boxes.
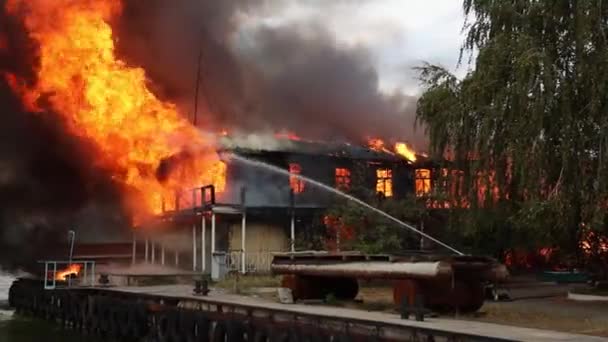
[335,168,351,191]
[376,168,393,197]
[415,169,431,197]
[289,163,305,194]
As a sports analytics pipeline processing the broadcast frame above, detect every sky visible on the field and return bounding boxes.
[243,0,469,96]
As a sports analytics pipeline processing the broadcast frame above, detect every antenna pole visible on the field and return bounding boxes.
[193,46,203,126]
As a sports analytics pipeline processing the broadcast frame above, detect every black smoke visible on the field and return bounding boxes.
[0,0,424,270]
[0,1,129,271]
[114,0,422,147]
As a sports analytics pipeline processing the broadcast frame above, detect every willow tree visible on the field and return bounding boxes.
[416,0,608,264]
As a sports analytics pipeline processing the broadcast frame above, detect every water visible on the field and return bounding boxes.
[225,153,463,255]
[0,273,98,342]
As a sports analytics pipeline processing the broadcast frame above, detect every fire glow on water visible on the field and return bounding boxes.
[5,0,226,221]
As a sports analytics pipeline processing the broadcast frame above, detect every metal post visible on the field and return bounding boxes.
[192,224,197,271]
[44,262,49,289]
[290,189,295,252]
[90,262,95,286]
[202,215,206,272]
[211,212,216,254]
[193,43,203,126]
[241,212,246,274]
[151,241,156,264]
[175,250,179,267]
[67,230,75,287]
[161,243,166,265]
[241,187,247,274]
[290,215,296,253]
[52,262,57,289]
[131,232,137,265]
[83,261,88,285]
[145,238,149,263]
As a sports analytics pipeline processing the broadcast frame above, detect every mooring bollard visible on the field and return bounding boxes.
[193,276,210,296]
[99,274,110,286]
[400,294,429,321]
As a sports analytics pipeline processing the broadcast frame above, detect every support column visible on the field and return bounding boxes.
[161,243,165,265]
[175,250,179,267]
[131,233,136,265]
[151,241,155,264]
[201,215,206,272]
[241,212,246,274]
[419,220,425,250]
[290,189,296,252]
[211,212,216,254]
[240,187,247,274]
[192,224,197,271]
[145,238,149,263]
[290,214,295,253]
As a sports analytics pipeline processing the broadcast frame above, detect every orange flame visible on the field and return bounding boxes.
[56,264,81,281]
[395,142,417,162]
[5,0,225,221]
[368,138,386,151]
[368,138,418,162]
[289,163,305,194]
[415,169,431,196]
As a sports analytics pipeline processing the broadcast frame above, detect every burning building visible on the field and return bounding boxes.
[0,0,431,273]
[134,136,428,275]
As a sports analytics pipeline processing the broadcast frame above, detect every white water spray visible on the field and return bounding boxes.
[224,153,464,255]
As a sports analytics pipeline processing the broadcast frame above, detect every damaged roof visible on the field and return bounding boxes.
[218,136,413,163]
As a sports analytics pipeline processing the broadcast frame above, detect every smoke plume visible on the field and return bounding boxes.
[114,0,422,147]
[0,1,130,270]
[0,0,424,269]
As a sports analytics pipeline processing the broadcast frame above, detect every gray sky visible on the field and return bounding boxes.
[240,0,468,96]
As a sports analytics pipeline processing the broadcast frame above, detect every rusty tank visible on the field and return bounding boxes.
[271,251,508,313]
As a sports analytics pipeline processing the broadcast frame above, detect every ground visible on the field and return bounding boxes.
[219,275,608,337]
[355,279,608,337]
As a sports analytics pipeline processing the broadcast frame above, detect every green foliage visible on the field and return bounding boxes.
[416,0,608,261]
[325,192,427,254]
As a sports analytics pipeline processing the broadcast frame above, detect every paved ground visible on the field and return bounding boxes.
[354,280,608,338]
[105,284,607,341]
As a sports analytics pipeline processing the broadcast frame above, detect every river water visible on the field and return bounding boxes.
[0,273,95,342]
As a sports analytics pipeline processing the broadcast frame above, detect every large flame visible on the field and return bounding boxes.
[367,138,417,162]
[395,142,417,162]
[5,0,225,220]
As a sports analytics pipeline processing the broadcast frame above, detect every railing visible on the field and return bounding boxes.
[40,260,96,290]
[161,185,216,213]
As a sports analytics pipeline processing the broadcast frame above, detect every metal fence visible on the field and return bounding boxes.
[41,260,96,290]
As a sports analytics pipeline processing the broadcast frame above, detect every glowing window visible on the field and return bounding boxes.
[415,169,432,197]
[289,163,305,194]
[376,168,393,197]
[335,168,351,191]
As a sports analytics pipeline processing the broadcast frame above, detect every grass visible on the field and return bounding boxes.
[570,286,608,296]
[467,303,608,337]
[352,285,608,337]
[213,274,281,294]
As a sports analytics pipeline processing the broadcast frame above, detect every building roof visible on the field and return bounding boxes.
[218,136,412,163]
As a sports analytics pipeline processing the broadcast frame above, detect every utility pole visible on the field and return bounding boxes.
[193,47,203,126]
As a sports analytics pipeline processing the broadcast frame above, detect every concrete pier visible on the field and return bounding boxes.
[8,277,606,342]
